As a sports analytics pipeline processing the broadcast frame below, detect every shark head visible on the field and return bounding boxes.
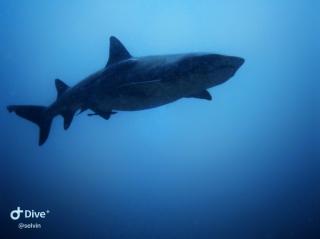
[176,53,245,88]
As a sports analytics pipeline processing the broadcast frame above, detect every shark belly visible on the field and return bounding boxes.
[96,79,186,111]
[116,81,184,110]
[110,94,179,111]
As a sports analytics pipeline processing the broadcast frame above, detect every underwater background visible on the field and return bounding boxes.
[0,0,319,238]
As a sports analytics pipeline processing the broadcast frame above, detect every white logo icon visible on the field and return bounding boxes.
[10,207,49,220]
[10,207,24,220]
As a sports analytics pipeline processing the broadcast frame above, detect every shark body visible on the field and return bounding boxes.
[7,36,244,145]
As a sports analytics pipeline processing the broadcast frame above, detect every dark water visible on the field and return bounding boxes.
[0,1,319,238]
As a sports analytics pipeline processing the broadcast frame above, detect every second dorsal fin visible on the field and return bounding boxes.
[55,79,69,99]
[106,36,132,66]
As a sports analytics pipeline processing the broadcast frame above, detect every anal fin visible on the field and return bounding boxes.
[61,110,76,130]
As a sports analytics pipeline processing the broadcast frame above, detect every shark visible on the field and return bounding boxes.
[7,36,245,145]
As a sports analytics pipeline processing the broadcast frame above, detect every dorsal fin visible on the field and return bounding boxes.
[106,36,132,66]
[55,79,69,99]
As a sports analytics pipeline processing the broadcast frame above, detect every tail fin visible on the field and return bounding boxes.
[7,105,52,146]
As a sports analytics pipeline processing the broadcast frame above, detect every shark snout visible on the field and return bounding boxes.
[223,56,245,71]
[193,54,245,71]
[205,55,245,85]
[227,56,245,70]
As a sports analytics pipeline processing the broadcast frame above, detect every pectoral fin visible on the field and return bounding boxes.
[187,90,212,101]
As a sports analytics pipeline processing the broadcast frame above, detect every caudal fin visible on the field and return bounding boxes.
[7,105,52,145]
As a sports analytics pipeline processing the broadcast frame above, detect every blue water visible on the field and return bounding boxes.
[0,0,319,238]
